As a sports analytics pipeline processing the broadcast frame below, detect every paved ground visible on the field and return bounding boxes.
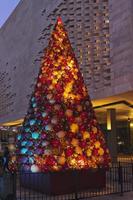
[90,192,133,200]
[15,192,133,200]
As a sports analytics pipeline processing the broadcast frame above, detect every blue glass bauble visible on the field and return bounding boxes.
[25,127,30,132]
[17,134,21,140]
[45,124,52,131]
[21,148,28,154]
[35,148,42,154]
[29,157,34,164]
[21,157,28,164]
[27,151,33,156]
[21,141,27,146]
[31,97,35,102]
[42,112,47,117]
[32,132,39,139]
[27,141,33,146]
[29,119,36,126]
[32,103,37,108]
[25,133,31,139]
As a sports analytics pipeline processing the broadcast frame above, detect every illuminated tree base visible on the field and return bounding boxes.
[20,168,106,195]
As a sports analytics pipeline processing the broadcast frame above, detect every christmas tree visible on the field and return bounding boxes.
[17,17,111,172]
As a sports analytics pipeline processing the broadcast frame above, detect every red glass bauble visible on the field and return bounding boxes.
[66,132,74,139]
[68,116,74,123]
[51,139,60,148]
[58,111,64,117]
[65,147,74,157]
[46,156,56,166]
[41,132,47,139]
[79,140,87,148]
[93,149,98,156]
[81,112,88,119]
[79,124,86,131]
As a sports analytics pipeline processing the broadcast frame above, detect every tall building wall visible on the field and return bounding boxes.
[109,0,133,95]
[0,0,132,123]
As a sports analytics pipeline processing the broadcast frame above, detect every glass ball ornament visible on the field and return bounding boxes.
[42,141,49,147]
[17,134,21,140]
[42,112,47,117]
[32,103,37,108]
[37,82,41,88]
[94,141,101,149]
[47,94,53,100]
[23,164,31,172]
[54,104,61,111]
[21,141,27,146]
[75,146,82,155]
[83,131,90,140]
[32,132,40,139]
[51,117,58,125]
[27,150,33,156]
[27,141,33,147]
[65,109,73,117]
[29,119,36,126]
[86,149,92,157]
[65,147,74,157]
[68,157,77,167]
[25,127,30,132]
[41,133,47,139]
[49,99,55,104]
[92,126,98,134]
[21,157,28,164]
[25,133,31,139]
[75,117,82,123]
[21,148,28,154]
[35,148,43,154]
[98,148,104,156]
[34,141,41,147]
[29,157,34,164]
[45,124,52,131]
[79,140,87,148]
[31,164,39,173]
[70,123,79,133]
[31,97,35,102]
[56,131,65,138]
[51,139,60,148]
[58,156,66,165]
[77,105,82,112]
[44,149,52,155]
[77,155,87,168]
[71,138,79,147]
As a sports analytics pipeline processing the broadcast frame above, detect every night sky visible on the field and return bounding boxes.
[0,0,20,28]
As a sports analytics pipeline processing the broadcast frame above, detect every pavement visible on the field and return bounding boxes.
[89,192,133,200]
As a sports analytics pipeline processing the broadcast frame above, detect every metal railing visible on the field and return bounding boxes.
[1,162,133,200]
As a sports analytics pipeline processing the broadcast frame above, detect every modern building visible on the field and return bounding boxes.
[0,0,133,159]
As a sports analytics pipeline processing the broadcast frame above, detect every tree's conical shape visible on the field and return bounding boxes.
[17,17,111,172]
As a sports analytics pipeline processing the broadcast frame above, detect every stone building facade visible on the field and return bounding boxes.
[0,1,133,156]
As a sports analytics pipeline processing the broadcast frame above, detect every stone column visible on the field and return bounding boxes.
[106,109,117,163]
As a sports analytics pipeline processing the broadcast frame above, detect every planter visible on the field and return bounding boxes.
[20,168,106,195]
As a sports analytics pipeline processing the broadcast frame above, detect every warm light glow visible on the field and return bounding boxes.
[8,144,16,151]
[107,110,111,130]
[107,120,111,130]
[1,119,24,126]
[130,122,133,128]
